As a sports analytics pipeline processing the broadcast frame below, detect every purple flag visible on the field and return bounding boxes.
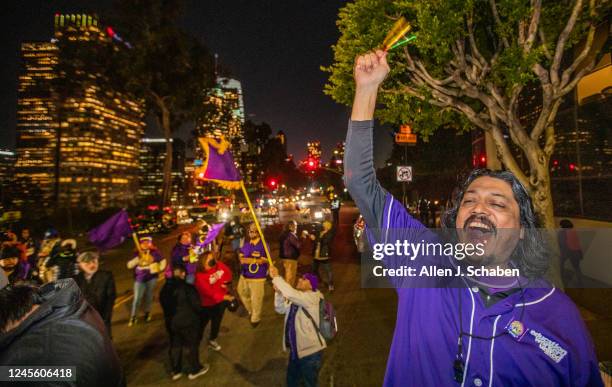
[202,222,226,245]
[88,209,132,251]
[196,137,241,190]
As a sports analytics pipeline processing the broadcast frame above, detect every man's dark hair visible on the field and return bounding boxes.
[172,264,187,275]
[441,169,549,279]
[0,285,36,333]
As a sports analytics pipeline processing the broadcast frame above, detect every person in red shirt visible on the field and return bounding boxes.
[194,251,234,352]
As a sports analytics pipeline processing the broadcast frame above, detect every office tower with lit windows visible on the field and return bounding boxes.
[0,149,16,205]
[14,14,144,211]
[138,138,186,205]
[0,150,16,186]
[307,141,322,162]
[197,76,246,170]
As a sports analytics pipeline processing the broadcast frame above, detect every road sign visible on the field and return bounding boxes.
[396,166,413,182]
[395,124,417,145]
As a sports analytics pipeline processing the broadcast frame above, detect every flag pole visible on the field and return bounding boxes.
[125,209,143,256]
[240,180,273,266]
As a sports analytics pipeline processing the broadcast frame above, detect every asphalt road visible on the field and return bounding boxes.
[101,202,611,386]
[102,202,397,386]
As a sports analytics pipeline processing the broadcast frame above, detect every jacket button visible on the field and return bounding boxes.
[471,286,479,293]
[473,377,483,386]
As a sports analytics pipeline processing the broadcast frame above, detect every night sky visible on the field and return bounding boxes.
[0,0,394,164]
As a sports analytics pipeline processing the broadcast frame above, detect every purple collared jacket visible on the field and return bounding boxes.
[132,249,163,283]
[344,120,602,387]
[239,240,269,279]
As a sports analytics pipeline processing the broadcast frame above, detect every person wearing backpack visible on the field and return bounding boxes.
[270,265,326,387]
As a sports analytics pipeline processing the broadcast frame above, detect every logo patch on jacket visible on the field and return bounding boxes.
[529,330,567,363]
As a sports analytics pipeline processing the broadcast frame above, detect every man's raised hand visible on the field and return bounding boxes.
[354,49,390,91]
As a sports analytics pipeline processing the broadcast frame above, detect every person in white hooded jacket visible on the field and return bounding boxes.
[270,265,326,387]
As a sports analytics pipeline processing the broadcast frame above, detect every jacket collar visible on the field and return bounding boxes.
[0,279,84,348]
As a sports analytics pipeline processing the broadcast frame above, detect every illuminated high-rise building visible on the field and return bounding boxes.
[138,138,186,205]
[0,150,16,186]
[196,77,246,173]
[14,14,144,211]
[306,141,322,162]
[0,149,16,205]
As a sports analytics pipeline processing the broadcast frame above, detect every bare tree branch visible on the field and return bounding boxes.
[490,125,530,189]
[543,123,556,158]
[551,0,584,86]
[524,0,542,53]
[538,29,553,60]
[467,12,487,66]
[530,63,555,141]
[542,99,562,158]
[559,57,598,96]
[560,0,598,88]
[489,0,510,48]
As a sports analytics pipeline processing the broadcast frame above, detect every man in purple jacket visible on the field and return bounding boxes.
[237,223,269,327]
[345,49,602,386]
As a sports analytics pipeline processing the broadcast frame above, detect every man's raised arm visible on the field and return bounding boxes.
[343,50,390,230]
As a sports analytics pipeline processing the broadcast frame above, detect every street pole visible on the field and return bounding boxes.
[240,180,273,266]
[403,145,408,208]
[573,89,584,216]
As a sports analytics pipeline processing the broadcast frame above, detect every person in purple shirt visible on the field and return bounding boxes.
[345,49,602,387]
[170,232,198,284]
[126,235,166,326]
[237,223,269,327]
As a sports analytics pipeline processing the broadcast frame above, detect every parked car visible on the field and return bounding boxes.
[130,205,177,234]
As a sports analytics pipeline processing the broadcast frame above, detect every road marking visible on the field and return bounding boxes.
[113,294,133,309]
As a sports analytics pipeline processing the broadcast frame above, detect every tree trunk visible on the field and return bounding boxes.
[490,127,563,287]
[159,102,173,207]
[531,163,563,288]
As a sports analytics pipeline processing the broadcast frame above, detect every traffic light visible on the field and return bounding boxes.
[305,157,318,172]
[266,177,279,190]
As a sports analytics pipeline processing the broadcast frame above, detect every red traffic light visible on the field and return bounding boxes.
[569,163,576,171]
[266,177,278,189]
[305,157,318,171]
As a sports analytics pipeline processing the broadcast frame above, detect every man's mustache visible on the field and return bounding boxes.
[462,214,497,234]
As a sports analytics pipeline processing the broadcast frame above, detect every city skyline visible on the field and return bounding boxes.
[0,0,357,163]
[14,13,145,211]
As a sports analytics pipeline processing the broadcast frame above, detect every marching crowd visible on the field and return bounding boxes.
[0,216,338,386]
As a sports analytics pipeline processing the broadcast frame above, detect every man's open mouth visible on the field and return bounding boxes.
[463,217,496,242]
